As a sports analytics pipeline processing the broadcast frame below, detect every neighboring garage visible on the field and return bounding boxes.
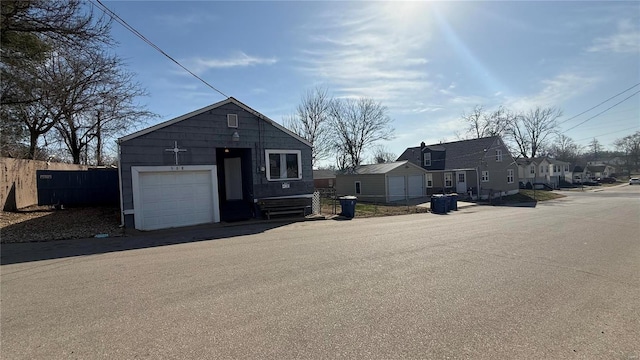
[131,166,220,230]
[335,161,429,203]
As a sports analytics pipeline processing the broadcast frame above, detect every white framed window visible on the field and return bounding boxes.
[540,165,545,174]
[355,181,361,195]
[458,173,465,183]
[496,149,503,162]
[530,165,535,174]
[481,171,489,182]
[265,150,302,181]
[564,165,569,172]
[444,172,453,187]
[424,152,431,166]
[227,114,238,128]
[426,173,433,188]
[507,169,514,183]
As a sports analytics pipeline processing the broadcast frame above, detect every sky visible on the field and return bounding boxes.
[101,1,640,164]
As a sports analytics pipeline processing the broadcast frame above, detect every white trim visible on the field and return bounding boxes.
[131,165,220,230]
[118,97,312,147]
[423,152,431,166]
[507,169,514,184]
[481,170,490,182]
[425,173,433,188]
[227,113,238,128]
[265,149,302,181]
[444,172,453,187]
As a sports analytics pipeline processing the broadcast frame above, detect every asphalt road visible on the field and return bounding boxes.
[2,185,639,359]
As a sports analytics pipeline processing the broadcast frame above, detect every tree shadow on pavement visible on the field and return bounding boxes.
[1,220,299,265]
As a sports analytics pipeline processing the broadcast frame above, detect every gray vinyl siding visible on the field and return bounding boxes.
[119,102,312,225]
[479,139,519,196]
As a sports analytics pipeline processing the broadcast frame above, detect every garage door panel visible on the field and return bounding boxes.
[408,175,423,198]
[137,169,217,230]
[388,176,405,202]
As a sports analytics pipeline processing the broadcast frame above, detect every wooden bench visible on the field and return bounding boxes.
[257,198,311,220]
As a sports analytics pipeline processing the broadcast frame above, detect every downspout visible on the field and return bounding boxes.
[117,140,125,227]
[475,167,480,201]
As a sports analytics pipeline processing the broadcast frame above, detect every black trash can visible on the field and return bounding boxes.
[448,193,458,211]
[339,196,357,218]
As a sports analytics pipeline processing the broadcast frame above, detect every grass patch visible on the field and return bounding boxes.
[319,197,428,217]
[502,190,565,203]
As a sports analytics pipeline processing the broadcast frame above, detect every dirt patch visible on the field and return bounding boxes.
[1,206,123,244]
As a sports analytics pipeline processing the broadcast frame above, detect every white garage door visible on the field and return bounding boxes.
[407,175,424,198]
[137,170,217,230]
[388,176,405,202]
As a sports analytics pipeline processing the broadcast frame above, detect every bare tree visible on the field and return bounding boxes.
[329,97,394,169]
[285,86,333,167]
[47,47,154,164]
[370,145,397,164]
[588,138,603,161]
[614,131,640,173]
[546,134,582,164]
[1,0,111,106]
[461,105,514,139]
[506,106,562,158]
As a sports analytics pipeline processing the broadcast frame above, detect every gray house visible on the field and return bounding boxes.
[397,136,519,199]
[118,97,313,230]
[334,161,428,203]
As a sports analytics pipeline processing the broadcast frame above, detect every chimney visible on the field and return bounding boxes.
[420,141,425,149]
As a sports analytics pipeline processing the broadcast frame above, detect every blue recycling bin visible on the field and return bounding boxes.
[448,193,458,211]
[431,194,449,214]
[339,196,357,218]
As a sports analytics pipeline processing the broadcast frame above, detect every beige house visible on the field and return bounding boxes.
[334,161,429,203]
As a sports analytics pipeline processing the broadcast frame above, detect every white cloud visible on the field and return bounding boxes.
[505,73,600,111]
[588,19,640,53]
[187,52,277,72]
[296,2,437,109]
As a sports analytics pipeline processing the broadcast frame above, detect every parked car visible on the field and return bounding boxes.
[597,177,617,184]
[629,178,640,185]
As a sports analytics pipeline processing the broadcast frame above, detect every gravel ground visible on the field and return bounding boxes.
[0,206,123,243]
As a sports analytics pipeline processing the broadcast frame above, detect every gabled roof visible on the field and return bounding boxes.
[397,136,502,169]
[339,160,425,175]
[313,169,336,179]
[586,165,609,172]
[118,97,311,147]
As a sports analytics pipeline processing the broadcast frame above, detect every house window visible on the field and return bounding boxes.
[444,172,453,187]
[265,150,302,181]
[458,173,465,183]
[564,165,569,172]
[530,165,535,174]
[424,152,431,167]
[496,149,503,162]
[507,169,514,184]
[426,173,433,188]
[481,171,489,182]
[227,114,238,128]
[355,181,361,195]
[540,165,545,174]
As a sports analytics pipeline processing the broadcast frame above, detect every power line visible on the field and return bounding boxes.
[562,90,640,133]
[574,125,640,142]
[558,82,640,125]
[90,0,229,99]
